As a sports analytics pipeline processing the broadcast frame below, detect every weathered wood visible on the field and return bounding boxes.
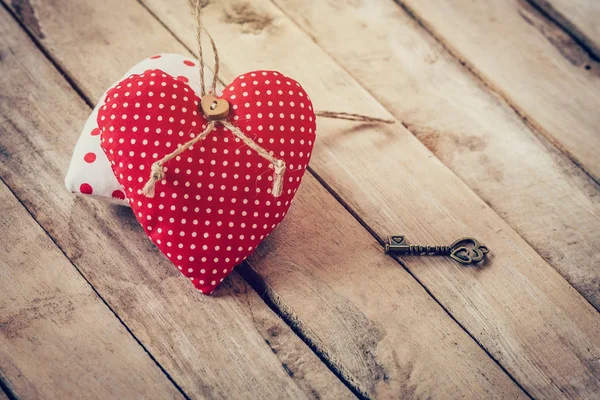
[0,6,353,399]
[530,0,600,59]
[269,0,600,309]
[244,177,530,399]
[141,0,600,398]
[391,0,600,184]
[0,185,183,399]
[0,1,532,399]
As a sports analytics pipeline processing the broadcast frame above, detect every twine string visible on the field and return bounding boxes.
[192,0,205,96]
[141,0,394,198]
[315,111,394,124]
[192,0,219,96]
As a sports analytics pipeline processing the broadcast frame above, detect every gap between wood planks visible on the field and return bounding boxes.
[0,1,529,398]
[239,263,372,400]
[390,0,600,188]
[527,0,600,61]
[0,375,18,400]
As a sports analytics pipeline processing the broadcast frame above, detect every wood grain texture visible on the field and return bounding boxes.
[0,6,352,400]
[0,1,528,398]
[529,0,600,59]
[245,176,530,399]
[392,0,600,184]
[0,185,183,399]
[269,0,600,309]
[139,0,600,398]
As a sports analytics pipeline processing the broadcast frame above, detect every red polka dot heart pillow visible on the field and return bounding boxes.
[65,54,217,206]
[97,67,316,294]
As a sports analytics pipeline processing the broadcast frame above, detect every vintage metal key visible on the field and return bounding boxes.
[384,235,490,265]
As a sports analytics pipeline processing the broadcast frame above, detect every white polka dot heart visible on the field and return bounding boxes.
[98,66,316,294]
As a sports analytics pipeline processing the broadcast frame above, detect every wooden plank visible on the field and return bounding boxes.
[530,0,600,59]
[0,185,183,399]
[143,0,600,398]
[268,0,600,310]
[0,6,353,400]
[0,1,532,399]
[389,0,600,184]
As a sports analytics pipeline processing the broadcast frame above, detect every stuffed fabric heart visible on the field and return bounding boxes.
[65,53,216,206]
[98,69,316,294]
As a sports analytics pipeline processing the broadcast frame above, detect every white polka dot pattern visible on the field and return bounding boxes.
[98,69,316,294]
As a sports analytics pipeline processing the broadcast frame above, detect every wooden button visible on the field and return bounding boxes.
[200,94,230,120]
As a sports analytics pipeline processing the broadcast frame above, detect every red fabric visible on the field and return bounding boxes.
[98,69,316,294]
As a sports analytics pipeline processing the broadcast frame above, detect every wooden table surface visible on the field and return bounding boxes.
[1,0,599,399]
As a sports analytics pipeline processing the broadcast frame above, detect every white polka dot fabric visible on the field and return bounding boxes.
[65,54,215,206]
